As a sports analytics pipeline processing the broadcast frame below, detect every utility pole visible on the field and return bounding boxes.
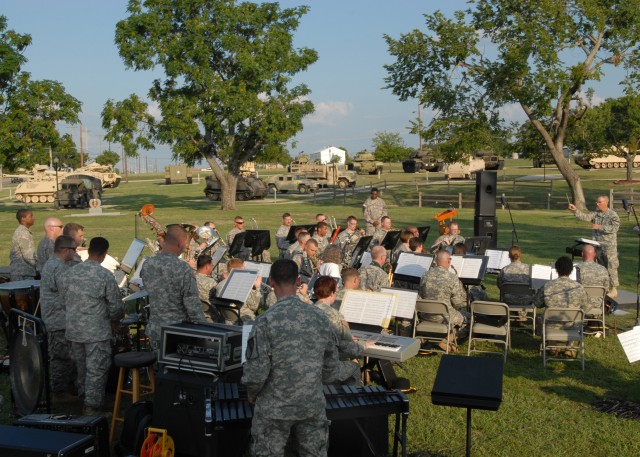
[79,123,84,168]
[418,102,423,152]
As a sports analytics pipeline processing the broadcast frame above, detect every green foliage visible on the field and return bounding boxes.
[114,0,317,209]
[102,94,155,159]
[254,144,291,166]
[95,150,121,167]
[372,131,412,162]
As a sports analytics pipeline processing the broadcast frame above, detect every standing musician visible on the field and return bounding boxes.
[36,217,64,274]
[336,216,363,267]
[362,187,387,236]
[10,208,37,281]
[63,222,86,265]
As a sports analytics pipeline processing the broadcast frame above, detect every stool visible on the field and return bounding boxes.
[110,351,156,442]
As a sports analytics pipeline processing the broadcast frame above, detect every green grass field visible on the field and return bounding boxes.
[1,158,640,456]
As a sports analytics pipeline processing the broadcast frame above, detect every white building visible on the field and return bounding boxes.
[308,146,346,164]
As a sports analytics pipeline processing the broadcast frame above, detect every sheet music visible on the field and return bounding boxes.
[129,257,147,288]
[242,324,253,364]
[395,253,433,277]
[339,290,396,328]
[531,264,578,289]
[359,251,372,268]
[244,261,271,280]
[578,237,601,246]
[485,249,510,270]
[121,238,146,273]
[618,326,640,363]
[380,287,418,319]
[210,247,227,268]
[220,269,258,303]
[459,257,484,279]
[449,255,463,276]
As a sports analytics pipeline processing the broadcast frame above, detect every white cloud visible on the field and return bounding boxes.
[147,102,162,121]
[307,100,354,126]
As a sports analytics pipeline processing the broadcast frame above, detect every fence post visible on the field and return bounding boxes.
[419,192,422,208]
[512,179,516,192]
[458,193,462,209]
[547,193,551,210]
[272,188,277,203]
[333,186,337,200]
[447,178,451,192]
[425,170,429,183]
[384,180,387,191]
[550,179,554,192]
[609,188,614,209]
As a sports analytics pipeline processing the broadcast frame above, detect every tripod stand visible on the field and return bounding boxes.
[501,196,519,246]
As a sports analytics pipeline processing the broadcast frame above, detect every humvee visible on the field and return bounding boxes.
[265,173,319,194]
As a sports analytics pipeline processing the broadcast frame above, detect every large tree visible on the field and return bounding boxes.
[384,1,640,209]
[372,131,413,162]
[95,150,121,167]
[114,0,316,210]
[0,17,81,171]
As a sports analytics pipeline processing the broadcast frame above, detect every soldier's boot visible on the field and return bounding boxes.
[608,287,618,298]
[83,405,112,420]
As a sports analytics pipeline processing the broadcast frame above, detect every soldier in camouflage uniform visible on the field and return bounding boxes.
[141,224,206,349]
[226,216,250,260]
[335,268,360,310]
[60,237,124,415]
[337,216,363,268]
[243,259,341,457]
[419,251,468,332]
[9,209,37,281]
[275,213,293,258]
[287,230,310,261]
[574,245,609,312]
[313,276,364,386]
[431,222,465,255]
[533,257,589,311]
[40,235,77,400]
[391,230,413,264]
[370,216,392,247]
[358,246,390,292]
[63,222,86,265]
[497,246,532,314]
[215,258,269,323]
[362,188,387,235]
[312,221,330,257]
[36,217,64,274]
[293,239,319,284]
[195,254,218,320]
[569,195,620,297]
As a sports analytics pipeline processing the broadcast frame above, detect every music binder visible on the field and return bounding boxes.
[530,264,580,290]
[449,255,489,285]
[244,230,271,258]
[210,246,227,270]
[485,249,510,271]
[339,290,396,329]
[380,287,418,319]
[228,232,248,258]
[219,269,259,304]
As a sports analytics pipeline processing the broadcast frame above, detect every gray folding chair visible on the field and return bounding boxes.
[467,301,510,361]
[414,299,452,353]
[583,286,607,338]
[499,282,536,335]
[542,307,585,370]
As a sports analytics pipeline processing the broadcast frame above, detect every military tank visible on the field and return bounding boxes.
[402,148,443,173]
[475,150,505,170]
[14,165,70,204]
[351,150,384,175]
[574,153,640,169]
[204,175,268,201]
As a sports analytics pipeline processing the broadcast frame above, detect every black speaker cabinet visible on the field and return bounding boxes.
[328,415,388,457]
[474,216,498,249]
[475,171,497,217]
[15,414,109,457]
[152,366,248,457]
[0,424,95,457]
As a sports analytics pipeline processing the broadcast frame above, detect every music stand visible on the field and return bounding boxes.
[120,238,146,274]
[417,226,431,242]
[245,230,271,260]
[381,230,401,251]
[349,236,373,268]
[286,225,316,243]
[228,232,248,259]
[464,236,491,255]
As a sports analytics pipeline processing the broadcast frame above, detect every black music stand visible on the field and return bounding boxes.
[228,232,248,259]
[464,236,491,255]
[349,236,373,268]
[417,226,431,242]
[432,355,503,457]
[381,231,402,251]
[286,224,316,243]
[244,230,271,261]
[565,239,605,265]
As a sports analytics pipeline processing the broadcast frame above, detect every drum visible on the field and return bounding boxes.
[0,280,41,317]
[0,266,11,284]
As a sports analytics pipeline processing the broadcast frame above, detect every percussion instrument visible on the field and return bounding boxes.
[0,279,41,317]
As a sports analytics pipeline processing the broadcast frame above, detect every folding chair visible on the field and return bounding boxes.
[583,286,607,338]
[499,282,536,335]
[212,302,242,326]
[414,299,452,353]
[467,301,510,361]
[542,307,585,370]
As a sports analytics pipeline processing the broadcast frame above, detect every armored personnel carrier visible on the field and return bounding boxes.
[475,150,505,170]
[204,175,268,201]
[402,149,443,173]
[14,165,70,203]
[288,155,357,188]
[76,163,121,188]
[351,151,383,175]
[574,153,640,169]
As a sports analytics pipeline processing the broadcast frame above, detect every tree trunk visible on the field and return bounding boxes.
[206,157,238,211]
[549,145,586,210]
[626,154,634,182]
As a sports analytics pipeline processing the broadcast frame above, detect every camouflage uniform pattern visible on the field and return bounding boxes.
[370,228,387,247]
[36,236,54,274]
[358,261,390,292]
[196,272,218,318]
[533,277,590,310]
[312,234,329,257]
[292,251,315,283]
[215,278,267,323]
[573,208,620,287]
[362,197,387,235]
[242,294,340,457]
[419,266,468,327]
[391,244,411,264]
[286,241,301,260]
[275,225,291,258]
[337,230,361,267]
[575,260,609,312]
[10,225,36,280]
[140,252,206,348]
[61,259,124,409]
[226,227,250,260]
[40,256,74,393]
[497,261,532,309]
[431,233,465,254]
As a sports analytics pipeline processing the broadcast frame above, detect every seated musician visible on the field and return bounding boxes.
[371,216,392,247]
[575,244,610,312]
[358,246,389,292]
[285,229,310,260]
[214,257,268,323]
[431,221,465,254]
[318,244,342,281]
[292,238,318,284]
[313,276,366,386]
[335,267,360,310]
[275,212,293,259]
[195,254,218,321]
[312,221,330,257]
[409,237,423,254]
[497,245,532,317]
[391,230,413,264]
[419,250,468,352]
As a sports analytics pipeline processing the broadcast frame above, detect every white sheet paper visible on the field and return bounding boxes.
[339,290,396,328]
[531,264,578,289]
[395,252,433,277]
[359,251,372,268]
[220,269,258,303]
[244,261,271,280]
[459,257,484,279]
[485,249,510,270]
[380,287,418,319]
[618,326,640,363]
[242,324,253,364]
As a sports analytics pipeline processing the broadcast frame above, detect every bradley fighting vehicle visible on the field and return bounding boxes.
[350,150,384,175]
[204,175,268,201]
[75,163,121,188]
[402,148,444,173]
[14,165,70,204]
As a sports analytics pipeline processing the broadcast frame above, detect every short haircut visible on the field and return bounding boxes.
[436,250,451,265]
[409,238,422,252]
[347,215,357,223]
[270,259,299,287]
[371,187,379,193]
[234,216,243,223]
[452,243,466,255]
[88,236,109,256]
[381,216,390,224]
[371,245,386,261]
[227,258,244,271]
[400,230,413,243]
[297,231,310,242]
[54,235,76,253]
[294,226,306,236]
[63,222,84,237]
[165,224,188,245]
[197,254,213,270]
[16,208,31,222]
[555,256,574,276]
[509,245,522,261]
[449,221,459,229]
[315,213,325,219]
[306,238,318,248]
[341,267,359,284]
[282,212,291,218]
[314,276,337,299]
[316,221,329,230]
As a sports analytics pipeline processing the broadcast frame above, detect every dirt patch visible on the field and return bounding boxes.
[612,180,640,185]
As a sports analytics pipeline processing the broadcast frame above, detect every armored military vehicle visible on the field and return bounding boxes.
[350,151,384,175]
[75,163,121,188]
[54,176,102,209]
[288,155,357,188]
[574,153,640,169]
[475,150,505,170]
[402,149,444,173]
[14,165,70,203]
[265,173,319,194]
[204,175,268,201]
[165,164,193,184]
[444,157,486,179]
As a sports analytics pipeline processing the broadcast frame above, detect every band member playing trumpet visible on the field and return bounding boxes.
[337,216,363,267]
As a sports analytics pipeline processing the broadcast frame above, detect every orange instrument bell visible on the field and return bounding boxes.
[434,207,458,236]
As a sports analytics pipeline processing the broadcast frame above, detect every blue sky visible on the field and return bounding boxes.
[2,1,629,170]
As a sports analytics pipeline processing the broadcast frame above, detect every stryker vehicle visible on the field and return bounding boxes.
[14,165,70,203]
[351,151,384,175]
[165,164,193,184]
[444,157,486,179]
[574,153,640,169]
[76,163,121,188]
[204,175,268,201]
[288,155,357,188]
[54,176,102,209]
[265,173,319,194]
[475,150,505,170]
[402,149,444,173]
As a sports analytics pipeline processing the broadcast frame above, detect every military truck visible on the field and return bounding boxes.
[165,164,193,184]
[265,173,319,194]
[402,149,444,173]
[350,150,384,175]
[204,175,268,201]
[54,176,102,209]
[475,150,505,170]
[444,157,486,179]
[288,155,357,188]
[574,153,640,169]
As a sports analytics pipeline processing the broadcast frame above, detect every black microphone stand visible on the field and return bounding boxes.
[628,203,640,324]
[503,197,519,246]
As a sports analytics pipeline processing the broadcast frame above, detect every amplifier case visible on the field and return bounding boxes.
[159,322,243,373]
[0,424,95,457]
[15,414,109,457]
